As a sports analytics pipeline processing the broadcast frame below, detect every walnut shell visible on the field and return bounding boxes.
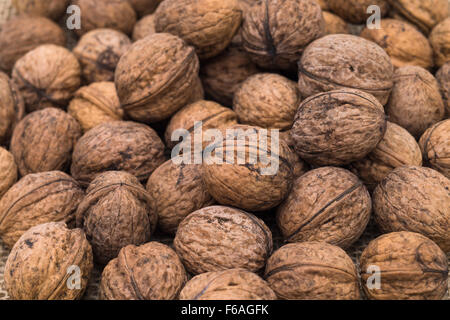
[0,15,66,72]
[323,11,349,35]
[429,18,450,68]
[180,269,276,300]
[12,0,68,20]
[360,232,448,300]
[146,160,214,234]
[279,130,310,179]
[349,122,423,191]
[388,0,449,34]
[174,205,273,275]
[360,19,434,69]
[128,0,162,17]
[317,0,329,10]
[241,0,324,71]
[291,89,387,166]
[0,171,84,249]
[72,0,137,36]
[11,44,81,112]
[76,171,157,265]
[68,82,123,133]
[165,100,238,150]
[436,62,450,116]
[132,14,155,42]
[373,166,450,253]
[71,121,166,187]
[237,0,259,13]
[233,73,301,130]
[154,0,242,59]
[0,147,17,199]
[386,66,445,138]
[277,167,371,248]
[73,29,132,84]
[327,0,389,24]
[115,33,200,123]
[10,108,82,176]
[100,242,186,300]
[265,242,360,300]
[419,119,450,179]
[298,34,394,105]
[202,125,294,211]
[0,72,25,146]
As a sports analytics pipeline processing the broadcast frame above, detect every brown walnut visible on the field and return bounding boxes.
[0,72,25,146]
[0,147,17,199]
[71,121,166,187]
[0,171,84,249]
[180,269,277,300]
[429,18,450,68]
[4,222,93,300]
[174,205,273,275]
[132,14,156,42]
[279,130,310,179]
[10,108,82,176]
[419,119,450,179]
[327,0,389,24]
[373,166,450,253]
[265,242,361,300]
[323,11,349,35]
[436,62,450,116]
[100,242,186,300]
[360,232,448,300]
[12,0,69,20]
[128,0,162,17]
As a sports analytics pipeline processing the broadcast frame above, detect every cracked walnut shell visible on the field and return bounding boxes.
[4,222,93,300]
[265,242,360,300]
[360,232,448,300]
[174,206,273,275]
[419,119,450,179]
[0,147,17,199]
[0,72,25,146]
[429,18,450,68]
[327,0,389,24]
[12,0,69,20]
[180,269,276,300]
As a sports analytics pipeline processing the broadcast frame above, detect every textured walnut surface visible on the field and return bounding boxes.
[419,119,450,179]
[437,62,450,116]
[0,72,24,146]
[132,14,155,42]
[429,18,450,68]
[327,0,389,24]
[0,147,16,199]
[11,0,68,20]
[323,11,349,35]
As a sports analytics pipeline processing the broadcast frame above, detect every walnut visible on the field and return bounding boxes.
[237,0,259,13]
[165,100,238,150]
[265,242,360,300]
[71,121,166,187]
[436,62,450,116]
[154,0,242,59]
[360,232,448,300]
[298,34,394,105]
[277,167,371,248]
[0,171,84,249]
[132,14,155,42]
[388,0,449,34]
[100,242,186,300]
[360,19,434,69]
[279,130,309,179]
[174,205,273,275]
[180,269,276,300]
[11,45,81,112]
[202,125,294,211]
[429,18,450,68]
[76,171,157,265]
[373,166,450,253]
[327,0,389,24]
[4,222,93,300]
[419,119,450,179]
[323,11,349,35]
[349,122,423,191]
[73,29,132,84]
[291,89,387,166]
[146,160,214,234]
[10,108,81,176]
[0,15,66,72]
[233,73,301,130]
[68,82,123,133]
[241,0,324,70]
[128,0,162,17]
[0,147,17,199]
[12,0,69,20]
[317,0,329,10]
[0,72,25,146]
[72,0,137,36]
[115,33,200,123]
[386,66,445,138]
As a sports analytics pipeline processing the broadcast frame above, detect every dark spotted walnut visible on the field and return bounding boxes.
[0,147,17,199]
[429,18,450,68]
[436,62,450,116]
[360,232,448,300]
[327,0,389,24]
[12,0,69,20]
[0,72,25,146]
[419,119,450,179]
[174,206,273,275]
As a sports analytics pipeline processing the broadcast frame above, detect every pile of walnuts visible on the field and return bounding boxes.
[0,0,448,301]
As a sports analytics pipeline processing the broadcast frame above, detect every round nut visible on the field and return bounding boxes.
[360,232,449,300]
[12,0,69,20]
[0,72,25,146]
[429,18,450,68]
[291,89,387,166]
[436,62,450,116]
[373,166,450,253]
[128,0,162,17]
[0,147,17,199]
[132,14,156,42]
[323,11,349,35]
[180,269,276,300]
[4,222,93,300]
[327,0,389,24]
[298,34,394,105]
[174,205,273,275]
[10,108,82,177]
[265,242,361,300]
[419,119,450,179]
[277,167,371,248]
